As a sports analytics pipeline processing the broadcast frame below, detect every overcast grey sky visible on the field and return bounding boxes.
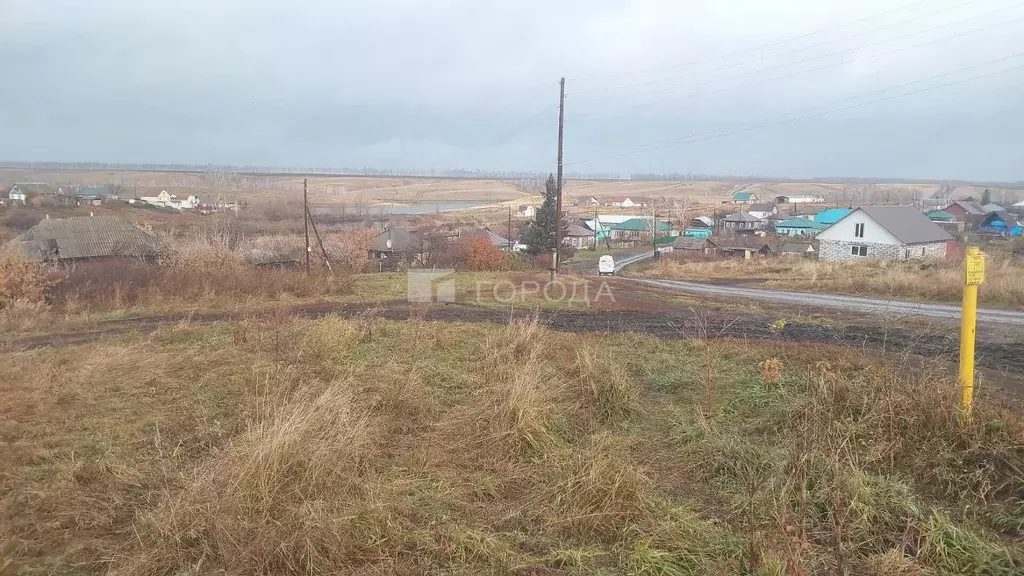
[2,0,1024,179]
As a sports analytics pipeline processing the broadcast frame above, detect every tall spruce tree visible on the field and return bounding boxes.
[981,188,992,206]
[522,174,569,256]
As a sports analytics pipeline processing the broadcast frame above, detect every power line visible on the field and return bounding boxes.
[571,12,1024,118]
[573,0,1011,95]
[568,0,938,82]
[566,59,1024,166]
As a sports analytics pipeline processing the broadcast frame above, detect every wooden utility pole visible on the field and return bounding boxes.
[305,204,333,273]
[507,206,513,252]
[593,204,598,250]
[303,178,310,274]
[552,76,566,279]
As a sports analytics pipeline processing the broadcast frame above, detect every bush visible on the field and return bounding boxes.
[0,250,57,308]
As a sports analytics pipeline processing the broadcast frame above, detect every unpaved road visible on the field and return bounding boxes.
[604,250,1024,324]
[634,278,1024,324]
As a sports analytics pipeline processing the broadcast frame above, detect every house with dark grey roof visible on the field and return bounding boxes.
[368,228,425,270]
[815,205,953,262]
[14,216,157,262]
[721,211,766,233]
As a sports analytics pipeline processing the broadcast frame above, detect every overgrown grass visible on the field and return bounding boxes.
[628,255,1024,307]
[1,317,1021,575]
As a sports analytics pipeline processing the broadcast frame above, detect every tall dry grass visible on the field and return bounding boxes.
[633,255,1024,306]
[4,315,1021,575]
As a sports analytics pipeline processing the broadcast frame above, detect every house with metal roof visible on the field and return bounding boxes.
[731,191,758,204]
[14,216,157,262]
[563,223,597,249]
[610,218,672,241]
[926,210,956,223]
[813,208,853,225]
[774,218,828,237]
[815,205,953,261]
[979,211,1022,236]
[721,212,766,232]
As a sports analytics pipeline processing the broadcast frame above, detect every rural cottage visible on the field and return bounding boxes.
[815,205,952,262]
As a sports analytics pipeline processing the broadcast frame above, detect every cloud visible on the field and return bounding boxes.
[1,0,1023,179]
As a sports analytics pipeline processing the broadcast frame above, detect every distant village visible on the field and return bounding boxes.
[1,183,237,214]
[3,179,1023,268]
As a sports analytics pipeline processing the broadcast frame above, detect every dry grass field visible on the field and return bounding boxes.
[1,315,1022,575]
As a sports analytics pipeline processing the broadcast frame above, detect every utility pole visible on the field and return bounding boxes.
[508,206,513,252]
[303,178,310,274]
[552,76,566,280]
[593,204,598,250]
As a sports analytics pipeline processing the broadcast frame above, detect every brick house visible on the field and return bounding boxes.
[815,205,953,262]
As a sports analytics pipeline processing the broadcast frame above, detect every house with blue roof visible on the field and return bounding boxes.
[774,218,828,237]
[813,208,853,226]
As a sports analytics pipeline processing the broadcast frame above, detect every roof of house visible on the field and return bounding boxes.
[814,208,853,225]
[926,210,955,221]
[712,237,773,252]
[981,211,1019,228]
[845,205,954,244]
[565,223,594,237]
[775,218,827,230]
[983,203,1005,213]
[464,228,511,247]
[370,228,423,253]
[74,186,109,197]
[722,212,763,222]
[748,203,774,212]
[691,216,714,227]
[10,183,58,196]
[732,191,756,201]
[672,237,709,250]
[15,216,156,261]
[778,242,816,254]
[947,201,986,215]
[613,218,672,231]
[518,204,533,211]
[611,196,632,202]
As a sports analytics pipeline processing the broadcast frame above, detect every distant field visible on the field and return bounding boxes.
[6,169,1021,209]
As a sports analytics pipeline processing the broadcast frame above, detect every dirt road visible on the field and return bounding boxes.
[632,278,1024,324]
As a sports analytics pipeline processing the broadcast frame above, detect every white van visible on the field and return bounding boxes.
[598,255,615,276]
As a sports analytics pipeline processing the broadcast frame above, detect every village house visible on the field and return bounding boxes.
[731,191,758,204]
[775,195,824,204]
[609,197,636,208]
[563,223,596,249]
[777,241,816,257]
[368,228,425,269]
[943,201,986,223]
[983,203,1005,213]
[655,236,711,255]
[610,218,672,241]
[774,218,827,237]
[812,208,853,226]
[815,205,953,262]
[14,216,156,262]
[6,184,28,204]
[747,203,777,219]
[464,227,523,251]
[518,204,536,218]
[721,212,765,233]
[978,211,1022,236]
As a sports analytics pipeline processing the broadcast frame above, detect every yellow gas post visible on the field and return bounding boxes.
[959,246,985,413]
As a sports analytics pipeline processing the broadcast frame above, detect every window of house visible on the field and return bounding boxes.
[854,222,865,238]
[850,245,868,257]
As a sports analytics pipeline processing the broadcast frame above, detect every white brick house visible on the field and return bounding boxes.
[816,205,952,262]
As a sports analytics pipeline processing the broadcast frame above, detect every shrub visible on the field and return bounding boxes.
[0,249,57,307]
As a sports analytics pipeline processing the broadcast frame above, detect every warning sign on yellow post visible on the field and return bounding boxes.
[965,252,986,286]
